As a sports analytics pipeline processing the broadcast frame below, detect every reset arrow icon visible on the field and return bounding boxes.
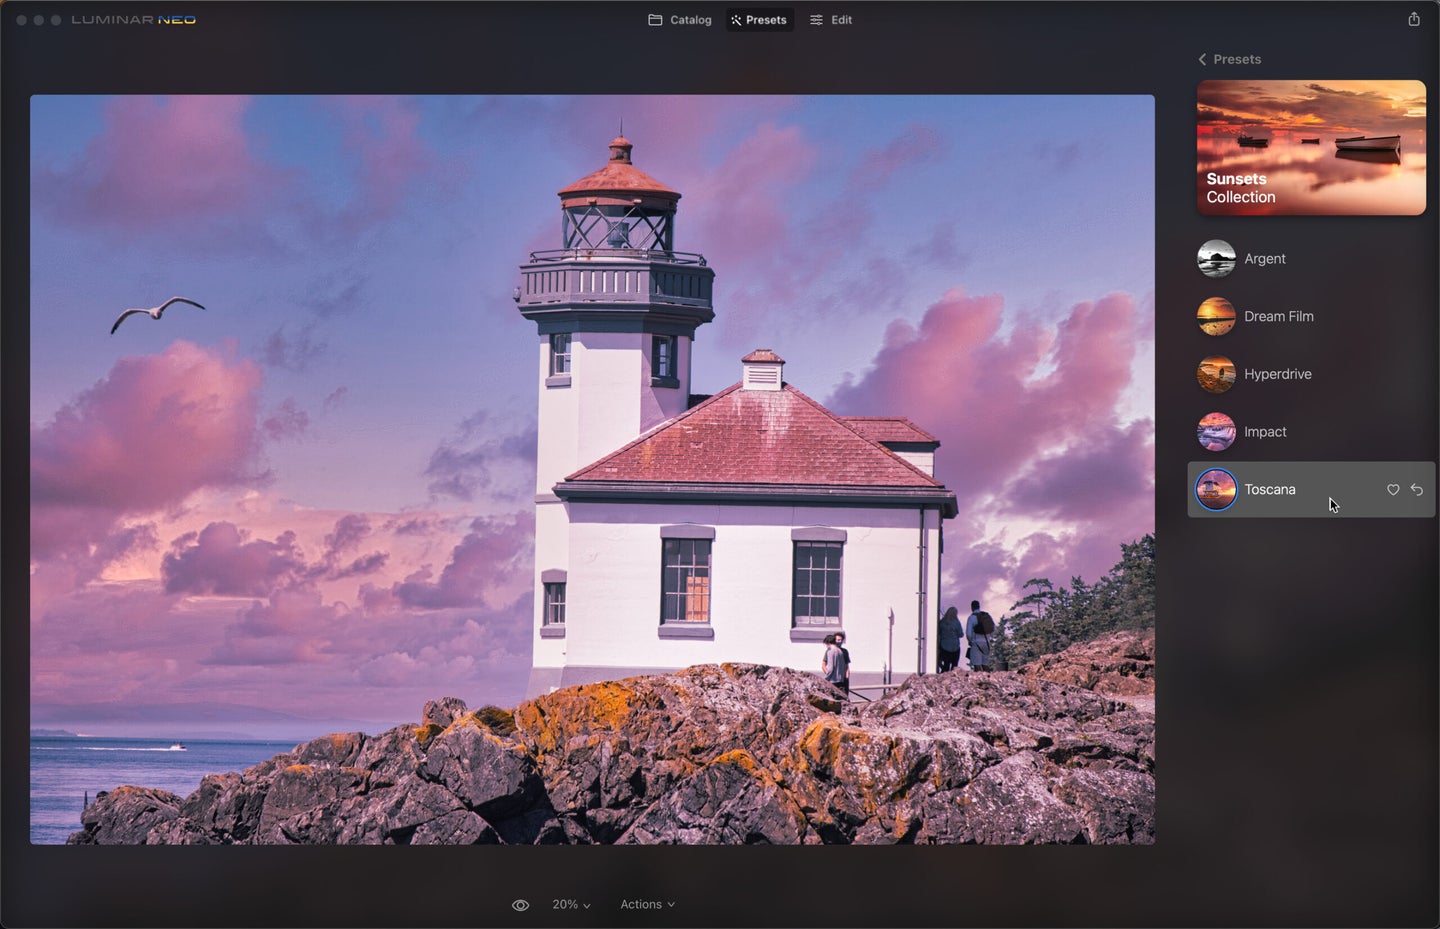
[1412,483,1425,496]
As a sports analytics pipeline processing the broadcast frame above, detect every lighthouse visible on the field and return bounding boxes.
[519,135,955,698]
[516,135,715,492]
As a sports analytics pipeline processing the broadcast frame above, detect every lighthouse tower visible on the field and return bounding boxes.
[517,136,715,489]
[518,136,716,675]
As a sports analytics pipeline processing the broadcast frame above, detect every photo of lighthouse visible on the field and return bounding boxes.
[28,96,1154,845]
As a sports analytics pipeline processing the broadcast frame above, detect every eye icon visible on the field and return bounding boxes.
[511,900,530,912]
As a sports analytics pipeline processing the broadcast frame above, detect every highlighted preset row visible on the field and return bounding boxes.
[1188,461,1435,518]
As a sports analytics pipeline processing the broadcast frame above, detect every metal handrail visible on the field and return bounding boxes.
[527,248,708,267]
[846,684,900,702]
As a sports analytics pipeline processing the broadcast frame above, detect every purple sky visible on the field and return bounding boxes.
[30,95,1154,734]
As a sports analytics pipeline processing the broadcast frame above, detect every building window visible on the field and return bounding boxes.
[793,541,843,626]
[661,538,711,624]
[652,334,677,385]
[549,333,571,376]
[543,582,566,626]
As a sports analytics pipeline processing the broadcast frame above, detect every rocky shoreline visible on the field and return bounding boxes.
[68,629,1154,845]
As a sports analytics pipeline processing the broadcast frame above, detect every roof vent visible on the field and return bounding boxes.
[741,349,784,391]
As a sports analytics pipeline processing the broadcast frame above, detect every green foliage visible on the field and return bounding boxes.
[474,705,518,736]
[991,534,1155,670]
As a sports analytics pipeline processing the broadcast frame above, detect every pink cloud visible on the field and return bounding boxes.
[326,97,438,234]
[31,340,266,563]
[827,288,1153,608]
[162,522,306,596]
[684,123,818,266]
[848,125,945,188]
[424,412,537,502]
[679,121,958,346]
[384,513,534,611]
[37,96,294,239]
[830,289,1143,490]
[33,508,537,718]
[261,324,327,372]
[551,96,799,178]
[322,386,350,412]
[261,398,311,441]
[323,514,372,558]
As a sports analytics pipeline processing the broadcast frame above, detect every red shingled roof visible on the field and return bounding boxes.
[841,417,940,445]
[565,383,944,487]
[558,137,679,199]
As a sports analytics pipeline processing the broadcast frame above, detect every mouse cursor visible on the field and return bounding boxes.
[1328,497,1340,514]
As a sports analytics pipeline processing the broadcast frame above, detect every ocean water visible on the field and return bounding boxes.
[30,736,296,844]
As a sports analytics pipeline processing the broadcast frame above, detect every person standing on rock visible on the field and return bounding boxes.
[937,606,963,672]
[821,633,849,697]
[835,632,852,693]
[965,599,994,672]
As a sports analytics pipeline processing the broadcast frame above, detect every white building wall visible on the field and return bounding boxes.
[536,332,692,493]
[573,332,645,477]
[894,449,935,476]
[638,334,691,432]
[535,338,580,494]
[531,498,571,668]
[531,501,943,690]
[569,332,692,475]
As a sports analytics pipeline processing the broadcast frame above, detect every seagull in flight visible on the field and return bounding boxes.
[110,297,206,334]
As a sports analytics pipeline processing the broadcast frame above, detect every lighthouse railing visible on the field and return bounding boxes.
[518,256,714,309]
[527,247,707,266]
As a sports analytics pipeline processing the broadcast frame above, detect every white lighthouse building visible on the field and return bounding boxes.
[519,136,957,697]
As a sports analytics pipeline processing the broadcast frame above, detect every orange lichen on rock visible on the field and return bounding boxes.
[711,748,762,776]
[412,724,443,747]
[795,716,847,773]
[516,681,639,755]
[473,705,518,735]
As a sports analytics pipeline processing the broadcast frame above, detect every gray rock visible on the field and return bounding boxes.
[1054,766,1155,844]
[332,774,463,845]
[143,816,218,844]
[419,717,542,819]
[253,763,368,843]
[423,696,470,729]
[72,632,1155,846]
[1018,628,1156,696]
[67,786,182,845]
[179,771,266,843]
[290,731,366,768]
[618,749,809,844]
[355,723,428,789]
[411,809,500,845]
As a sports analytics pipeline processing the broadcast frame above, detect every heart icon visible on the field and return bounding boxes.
[1387,484,1400,496]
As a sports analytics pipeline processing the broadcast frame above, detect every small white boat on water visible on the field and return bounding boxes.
[1335,135,1400,151]
[168,743,187,751]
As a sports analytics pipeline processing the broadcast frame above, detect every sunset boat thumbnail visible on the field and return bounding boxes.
[1335,134,1401,151]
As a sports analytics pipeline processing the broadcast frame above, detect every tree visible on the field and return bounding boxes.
[992,534,1155,668]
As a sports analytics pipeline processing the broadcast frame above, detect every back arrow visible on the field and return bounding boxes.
[1199,53,1207,65]
[1412,483,1425,496]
